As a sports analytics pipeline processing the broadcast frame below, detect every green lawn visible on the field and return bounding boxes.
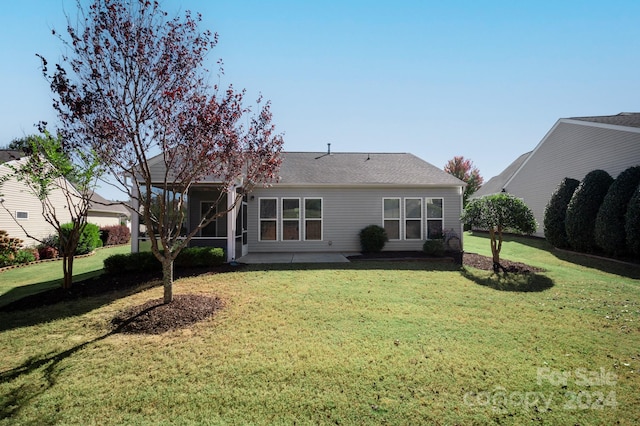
[0,245,131,308]
[0,234,638,424]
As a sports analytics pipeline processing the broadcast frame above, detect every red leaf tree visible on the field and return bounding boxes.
[444,156,484,206]
[41,0,283,303]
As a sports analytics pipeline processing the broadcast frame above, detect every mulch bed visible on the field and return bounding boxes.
[1,252,542,335]
[111,294,224,335]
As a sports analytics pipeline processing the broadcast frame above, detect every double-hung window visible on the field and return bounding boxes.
[383,198,401,240]
[259,198,277,241]
[282,198,301,240]
[426,197,444,239]
[304,198,322,240]
[404,198,423,240]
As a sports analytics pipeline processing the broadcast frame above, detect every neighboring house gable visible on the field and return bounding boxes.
[478,113,640,237]
[472,151,531,199]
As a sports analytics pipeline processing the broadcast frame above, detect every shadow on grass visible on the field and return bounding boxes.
[0,271,103,309]
[0,306,160,422]
[469,231,640,280]
[461,267,555,292]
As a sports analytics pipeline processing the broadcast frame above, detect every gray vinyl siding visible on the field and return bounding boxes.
[247,186,463,253]
[505,120,640,236]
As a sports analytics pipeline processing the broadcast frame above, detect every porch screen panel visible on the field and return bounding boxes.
[259,198,277,241]
[201,202,217,237]
[426,197,443,240]
[383,198,401,240]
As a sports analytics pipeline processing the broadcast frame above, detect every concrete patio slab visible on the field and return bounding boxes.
[237,252,351,264]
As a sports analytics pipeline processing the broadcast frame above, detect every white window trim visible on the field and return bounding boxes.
[382,197,402,241]
[303,197,323,241]
[281,197,301,241]
[258,197,278,242]
[15,211,29,220]
[425,197,444,240]
[404,198,423,240]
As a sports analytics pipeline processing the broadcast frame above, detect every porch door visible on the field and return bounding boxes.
[235,196,249,259]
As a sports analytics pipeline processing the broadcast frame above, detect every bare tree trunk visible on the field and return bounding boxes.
[489,227,507,274]
[62,253,73,289]
[162,258,174,304]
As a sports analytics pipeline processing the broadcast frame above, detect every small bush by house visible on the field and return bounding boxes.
[100,225,131,246]
[423,239,445,257]
[359,225,388,253]
[56,222,103,255]
[565,170,613,253]
[104,247,225,274]
[544,177,580,248]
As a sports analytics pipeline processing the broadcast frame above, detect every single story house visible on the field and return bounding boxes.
[472,112,640,237]
[87,192,131,229]
[130,151,466,262]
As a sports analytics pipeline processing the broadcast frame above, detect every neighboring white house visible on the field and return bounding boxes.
[87,191,131,229]
[1,150,78,246]
[131,151,467,262]
[473,112,640,237]
[0,149,129,246]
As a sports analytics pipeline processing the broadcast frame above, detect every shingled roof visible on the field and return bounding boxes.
[471,151,532,198]
[0,150,25,164]
[277,152,464,186]
[569,112,640,129]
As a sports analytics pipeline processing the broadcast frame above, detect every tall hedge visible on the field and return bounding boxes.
[595,166,640,256]
[565,170,613,253]
[543,177,580,248]
[625,185,640,259]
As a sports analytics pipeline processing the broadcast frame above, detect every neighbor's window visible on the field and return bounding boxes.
[282,198,300,240]
[259,198,278,241]
[304,198,322,240]
[15,211,29,220]
[404,198,423,240]
[426,197,443,239]
[383,198,401,240]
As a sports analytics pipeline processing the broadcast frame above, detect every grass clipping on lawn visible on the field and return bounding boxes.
[111,294,224,334]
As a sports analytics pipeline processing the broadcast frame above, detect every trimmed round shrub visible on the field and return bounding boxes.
[100,225,131,246]
[544,177,580,248]
[423,239,445,257]
[595,166,640,257]
[625,184,640,259]
[57,222,103,255]
[565,170,613,253]
[38,245,59,260]
[359,225,388,253]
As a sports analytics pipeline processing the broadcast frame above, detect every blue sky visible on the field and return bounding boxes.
[1,0,639,200]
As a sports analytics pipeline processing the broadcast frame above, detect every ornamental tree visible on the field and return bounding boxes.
[444,156,484,206]
[41,0,283,303]
[0,132,102,289]
[461,193,536,273]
